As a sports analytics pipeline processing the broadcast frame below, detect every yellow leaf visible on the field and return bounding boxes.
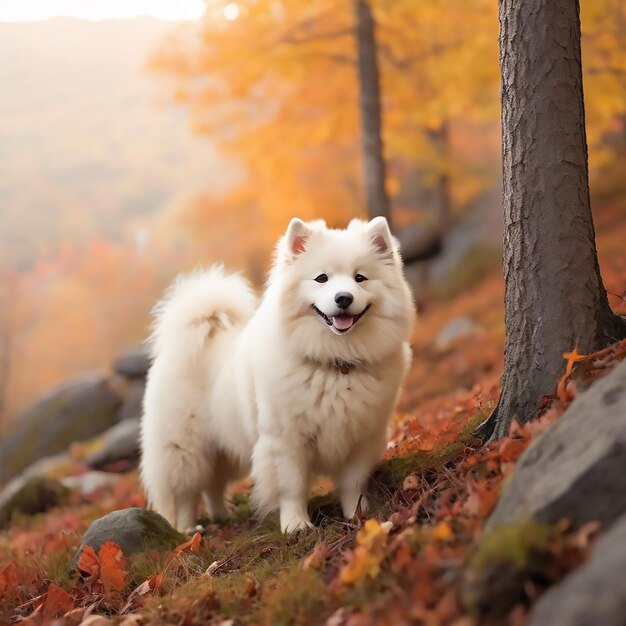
[339,547,381,585]
[432,521,453,542]
[356,518,389,550]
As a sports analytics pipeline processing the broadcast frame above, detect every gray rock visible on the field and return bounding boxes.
[18,452,74,481]
[61,471,120,496]
[113,347,150,380]
[72,508,185,568]
[85,418,141,470]
[435,315,479,350]
[529,514,626,626]
[487,359,626,531]
[0,374,122,484]
[0,476,69,527]
[117,380,145,422]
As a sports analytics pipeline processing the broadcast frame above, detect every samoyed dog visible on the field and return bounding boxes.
[140,217,415,533]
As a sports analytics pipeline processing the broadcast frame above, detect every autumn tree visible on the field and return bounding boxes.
[150,0,499,262]
[476,0,626,441]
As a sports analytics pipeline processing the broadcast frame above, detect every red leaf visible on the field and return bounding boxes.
[99,541,127,593]
[77,545,100,579]
[40,582,74,623]
[0,561,21,597]
[498,437,527,463]
[302,541,329,571]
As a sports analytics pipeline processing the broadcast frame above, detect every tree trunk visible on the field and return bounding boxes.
[427,122,452,236]
[354,0,391,226]
[477,0,626,442]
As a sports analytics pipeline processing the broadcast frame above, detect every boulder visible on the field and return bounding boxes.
[61,471,120,496]
[461,521,557,618]
[72,508,185,568]
[0,476,69,527]
[0,375,122,484]
[528,513,626,626]
[117,380,145,422]
[435,316,479,350]
[487,359,626,531]
[113,347,150,381]
[85,418,141,470]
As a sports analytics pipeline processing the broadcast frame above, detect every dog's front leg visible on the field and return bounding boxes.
[252,434,314,533]
[275,443,314,533]
[338,435,387,520]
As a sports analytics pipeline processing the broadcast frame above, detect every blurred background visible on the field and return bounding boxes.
[0,0,625,443]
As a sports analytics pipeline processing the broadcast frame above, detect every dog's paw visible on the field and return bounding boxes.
[281,516,315,534]
[341,493,369,520]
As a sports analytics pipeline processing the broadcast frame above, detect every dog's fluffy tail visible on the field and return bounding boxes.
[149,265,257,361]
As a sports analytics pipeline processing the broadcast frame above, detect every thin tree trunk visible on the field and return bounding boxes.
[477,0,626,442]
[428,122,452,236]
[354,0,391,226]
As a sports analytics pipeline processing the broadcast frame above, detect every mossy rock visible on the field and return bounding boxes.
[71,507,186,569]
[0,374,122,483]
[462,521,558,618]
[0,476,70,527]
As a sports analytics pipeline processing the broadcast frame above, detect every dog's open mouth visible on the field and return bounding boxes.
[312,304,371,333]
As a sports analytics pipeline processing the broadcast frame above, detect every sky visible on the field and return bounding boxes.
[0,0,208,21]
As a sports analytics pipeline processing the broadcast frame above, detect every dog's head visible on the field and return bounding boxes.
[271,217,415,364]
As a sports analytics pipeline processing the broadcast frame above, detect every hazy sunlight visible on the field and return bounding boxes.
[0,0,206,22]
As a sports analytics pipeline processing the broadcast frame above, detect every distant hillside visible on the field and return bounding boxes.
[0,18,237,268]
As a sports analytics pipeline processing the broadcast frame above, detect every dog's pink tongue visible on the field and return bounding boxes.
[333,315,354,331]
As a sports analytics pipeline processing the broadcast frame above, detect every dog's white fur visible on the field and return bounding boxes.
[140,217,415,532]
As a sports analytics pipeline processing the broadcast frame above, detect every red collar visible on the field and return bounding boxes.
[332,359,361,375]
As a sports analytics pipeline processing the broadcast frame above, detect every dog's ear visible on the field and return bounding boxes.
[284,218,309,259]
[367,216,393,254]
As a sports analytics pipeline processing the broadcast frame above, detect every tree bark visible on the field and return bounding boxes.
[477,0,626,442]
[354,0,391,227]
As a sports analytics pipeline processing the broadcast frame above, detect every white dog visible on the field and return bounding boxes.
[140,217,415,533]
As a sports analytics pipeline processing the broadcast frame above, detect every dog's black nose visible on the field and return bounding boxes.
[334,292,354,309]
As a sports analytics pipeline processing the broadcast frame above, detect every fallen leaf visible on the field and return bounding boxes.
[78,616,115,626]
[40,582,74,622]
[339,546,382,585]
[77,545,100,579]
[557,347,587,406]
[498,437,527,463]
[99,541,127,593]
[174,531,202,554]
[302,541,329,571]
[0,561,21,598]
[432,521,453,542]
[357,519,389,550]
[563,347,587,376]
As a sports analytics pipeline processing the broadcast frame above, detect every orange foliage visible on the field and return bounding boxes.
[173,532,202,555]
[77,540,128,595]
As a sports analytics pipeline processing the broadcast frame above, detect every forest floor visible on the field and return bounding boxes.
[1,203,626,626]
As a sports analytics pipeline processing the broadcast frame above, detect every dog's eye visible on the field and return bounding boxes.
[354,274,368,283]
[314,274,329,283]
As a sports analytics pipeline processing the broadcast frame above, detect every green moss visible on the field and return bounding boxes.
[230,491,253,521]
[463,520,560,617]
[137,508,187,552]
[470,521,556,571]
